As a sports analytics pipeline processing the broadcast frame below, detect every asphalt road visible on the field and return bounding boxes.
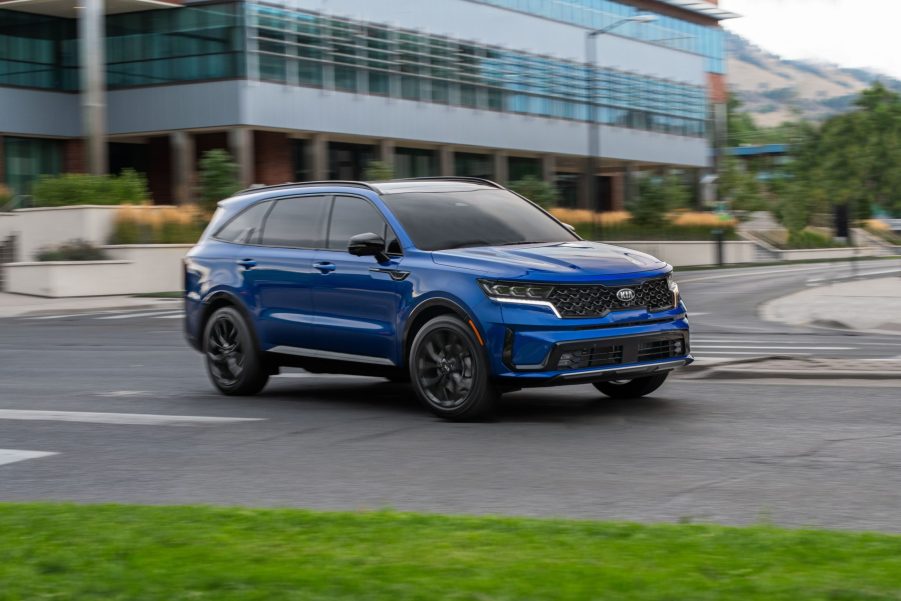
[1,260,900,531]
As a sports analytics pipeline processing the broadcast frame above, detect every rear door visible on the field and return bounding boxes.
[310,195,407,365]
[250,194,330,351]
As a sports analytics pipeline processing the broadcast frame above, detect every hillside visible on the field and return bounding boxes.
[726,31,901,127]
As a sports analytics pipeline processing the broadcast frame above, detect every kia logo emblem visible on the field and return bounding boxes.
[616,288,636,303]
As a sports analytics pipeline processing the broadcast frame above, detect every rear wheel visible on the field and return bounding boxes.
[410,316,497,420]
[593,373,668,399]
[204,307,269,396]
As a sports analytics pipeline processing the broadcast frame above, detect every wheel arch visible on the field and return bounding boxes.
[403,297,482,368]
[200,291,263,353]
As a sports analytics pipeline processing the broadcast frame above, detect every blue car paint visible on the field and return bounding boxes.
[184,183,691,383]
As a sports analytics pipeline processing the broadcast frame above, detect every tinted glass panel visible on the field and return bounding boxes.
[327,196,389,251]
[260,195,329,247]
[381,189,577,251]
[214,200,271,244]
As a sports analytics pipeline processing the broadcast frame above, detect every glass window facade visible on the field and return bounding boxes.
[250,5,707,138]
[3,137,63,195]
[0,11,77,90]
[469,0,726,73]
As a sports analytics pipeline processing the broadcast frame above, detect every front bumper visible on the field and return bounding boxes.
[485,301,691,385]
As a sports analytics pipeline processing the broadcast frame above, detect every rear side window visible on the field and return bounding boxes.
[327,196,396,251]
[260,195,329,248]
[214,201,271,244]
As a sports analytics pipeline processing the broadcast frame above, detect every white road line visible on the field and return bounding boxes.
[692,345,856,351]
[153,313,185,319]
[0,410,264,426]
[96,311,182,320]
[30,310,127,320]
[679,265,839,283]
[694,351,812,356]
[0,449,57,467]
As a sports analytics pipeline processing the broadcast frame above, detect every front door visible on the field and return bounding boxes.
[310,195,408,366]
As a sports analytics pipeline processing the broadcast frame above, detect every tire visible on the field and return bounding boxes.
[409,315,497,420]
[593,373,669,399]
[203,306,269,396]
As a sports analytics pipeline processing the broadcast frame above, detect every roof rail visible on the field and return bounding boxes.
[384,176,504,189]
[232,180,379,197]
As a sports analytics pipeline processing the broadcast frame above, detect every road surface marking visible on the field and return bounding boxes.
[96,311,182,320]
[692,345,856,351]
[693,351,812,356]
[0,449,57,467]
[0,410,264,426]
[153,313,185,319]
[679,265,840,283]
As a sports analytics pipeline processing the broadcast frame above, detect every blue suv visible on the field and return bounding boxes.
[185,177,691,420]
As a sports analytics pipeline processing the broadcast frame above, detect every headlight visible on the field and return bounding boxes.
[479,280,553,300]
[667,275,680,304]
[478,280,560,317]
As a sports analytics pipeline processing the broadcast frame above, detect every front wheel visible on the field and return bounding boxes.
[593,373,668,399]
[204,307,269,396]
[409,316,497,421]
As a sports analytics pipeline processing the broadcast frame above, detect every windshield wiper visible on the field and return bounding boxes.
[498,240,548,246]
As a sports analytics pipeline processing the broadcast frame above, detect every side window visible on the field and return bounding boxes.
[214,201,271,244]
[327,196,399,254]
[260,195,329,248]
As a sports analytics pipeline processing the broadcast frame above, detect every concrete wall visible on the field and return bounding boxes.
[0,213,18,240]
[778,247,889,261]
[614,241,758,267]
[4,245,189,297]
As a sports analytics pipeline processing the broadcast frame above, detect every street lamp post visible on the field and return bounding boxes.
[585,14,656,240]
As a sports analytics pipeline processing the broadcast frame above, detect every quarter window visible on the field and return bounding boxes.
[260,195,329,247]
[214,201,272,244]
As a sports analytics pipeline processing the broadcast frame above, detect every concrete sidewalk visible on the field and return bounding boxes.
[0,292,180,318]
[761,276,901,334]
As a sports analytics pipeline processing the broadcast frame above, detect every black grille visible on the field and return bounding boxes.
[555,343,623,370]
[638,338,684,362]
[548,278,674,318]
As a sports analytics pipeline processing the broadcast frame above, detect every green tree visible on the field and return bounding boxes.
[198,149,241,211]
[507,175,559,209]
[628,172,692,226]
[364,160,395,181]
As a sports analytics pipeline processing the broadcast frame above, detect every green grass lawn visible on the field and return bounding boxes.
[3,504,901,600]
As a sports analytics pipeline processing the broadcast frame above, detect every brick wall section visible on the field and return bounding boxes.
[254,130,293,185]
[63,139,86,173]
[193,132,229,162]
[707,72,728,104]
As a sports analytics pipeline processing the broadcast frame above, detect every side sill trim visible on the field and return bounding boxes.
[268,345,396,366]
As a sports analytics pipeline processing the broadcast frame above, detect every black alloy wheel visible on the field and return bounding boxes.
[204,307,269,395]
[410,316,497,420]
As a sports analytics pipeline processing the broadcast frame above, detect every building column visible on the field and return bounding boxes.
[0,135,6,186]
[171,131,195,205]
[492,151,508,185]
[378,139,395,169]
[438,146,454,176]
[310,134,328,181]
[577,171,591,210]
[610,173,625,211]
[78,0,107,175]
[541,154,556,184]
[229,127,254,187]
[624,163,636,209]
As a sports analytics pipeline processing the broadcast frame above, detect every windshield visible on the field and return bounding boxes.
[380,189,579,251]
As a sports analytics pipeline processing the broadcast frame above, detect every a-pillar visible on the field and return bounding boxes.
[438,146,454,176]
[310,134,328,181]
[229,127,254,187]
[493,151,508,185]
[171,131,195,205]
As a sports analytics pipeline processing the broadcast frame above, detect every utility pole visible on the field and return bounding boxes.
[79,0,108,175]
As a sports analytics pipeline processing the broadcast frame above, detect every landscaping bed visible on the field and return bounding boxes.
[3,503,901,600]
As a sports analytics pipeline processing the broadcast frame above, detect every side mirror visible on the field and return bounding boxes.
[348,232,388,262]
[563,223,576,232]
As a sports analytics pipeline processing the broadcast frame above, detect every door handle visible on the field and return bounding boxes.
[314,262,337,273]
[236,258,257,269]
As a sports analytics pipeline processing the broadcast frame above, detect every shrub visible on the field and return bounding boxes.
[364,161,395,181]
[550,208,631,228]
[109,205,207,245]
[199,149,241,212]
[32,169,149,207]
[550,208,737,241]
[786,228,842,249]
[36,240,108,261]
[0,184,12,210]
[508,176,559,209]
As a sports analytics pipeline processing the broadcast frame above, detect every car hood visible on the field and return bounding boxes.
[431,241,668,280]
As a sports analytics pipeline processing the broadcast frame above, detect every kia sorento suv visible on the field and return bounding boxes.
[184,178,691,420]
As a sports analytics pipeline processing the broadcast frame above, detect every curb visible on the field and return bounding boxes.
[6,299,181,319]
[682,369,901,381]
